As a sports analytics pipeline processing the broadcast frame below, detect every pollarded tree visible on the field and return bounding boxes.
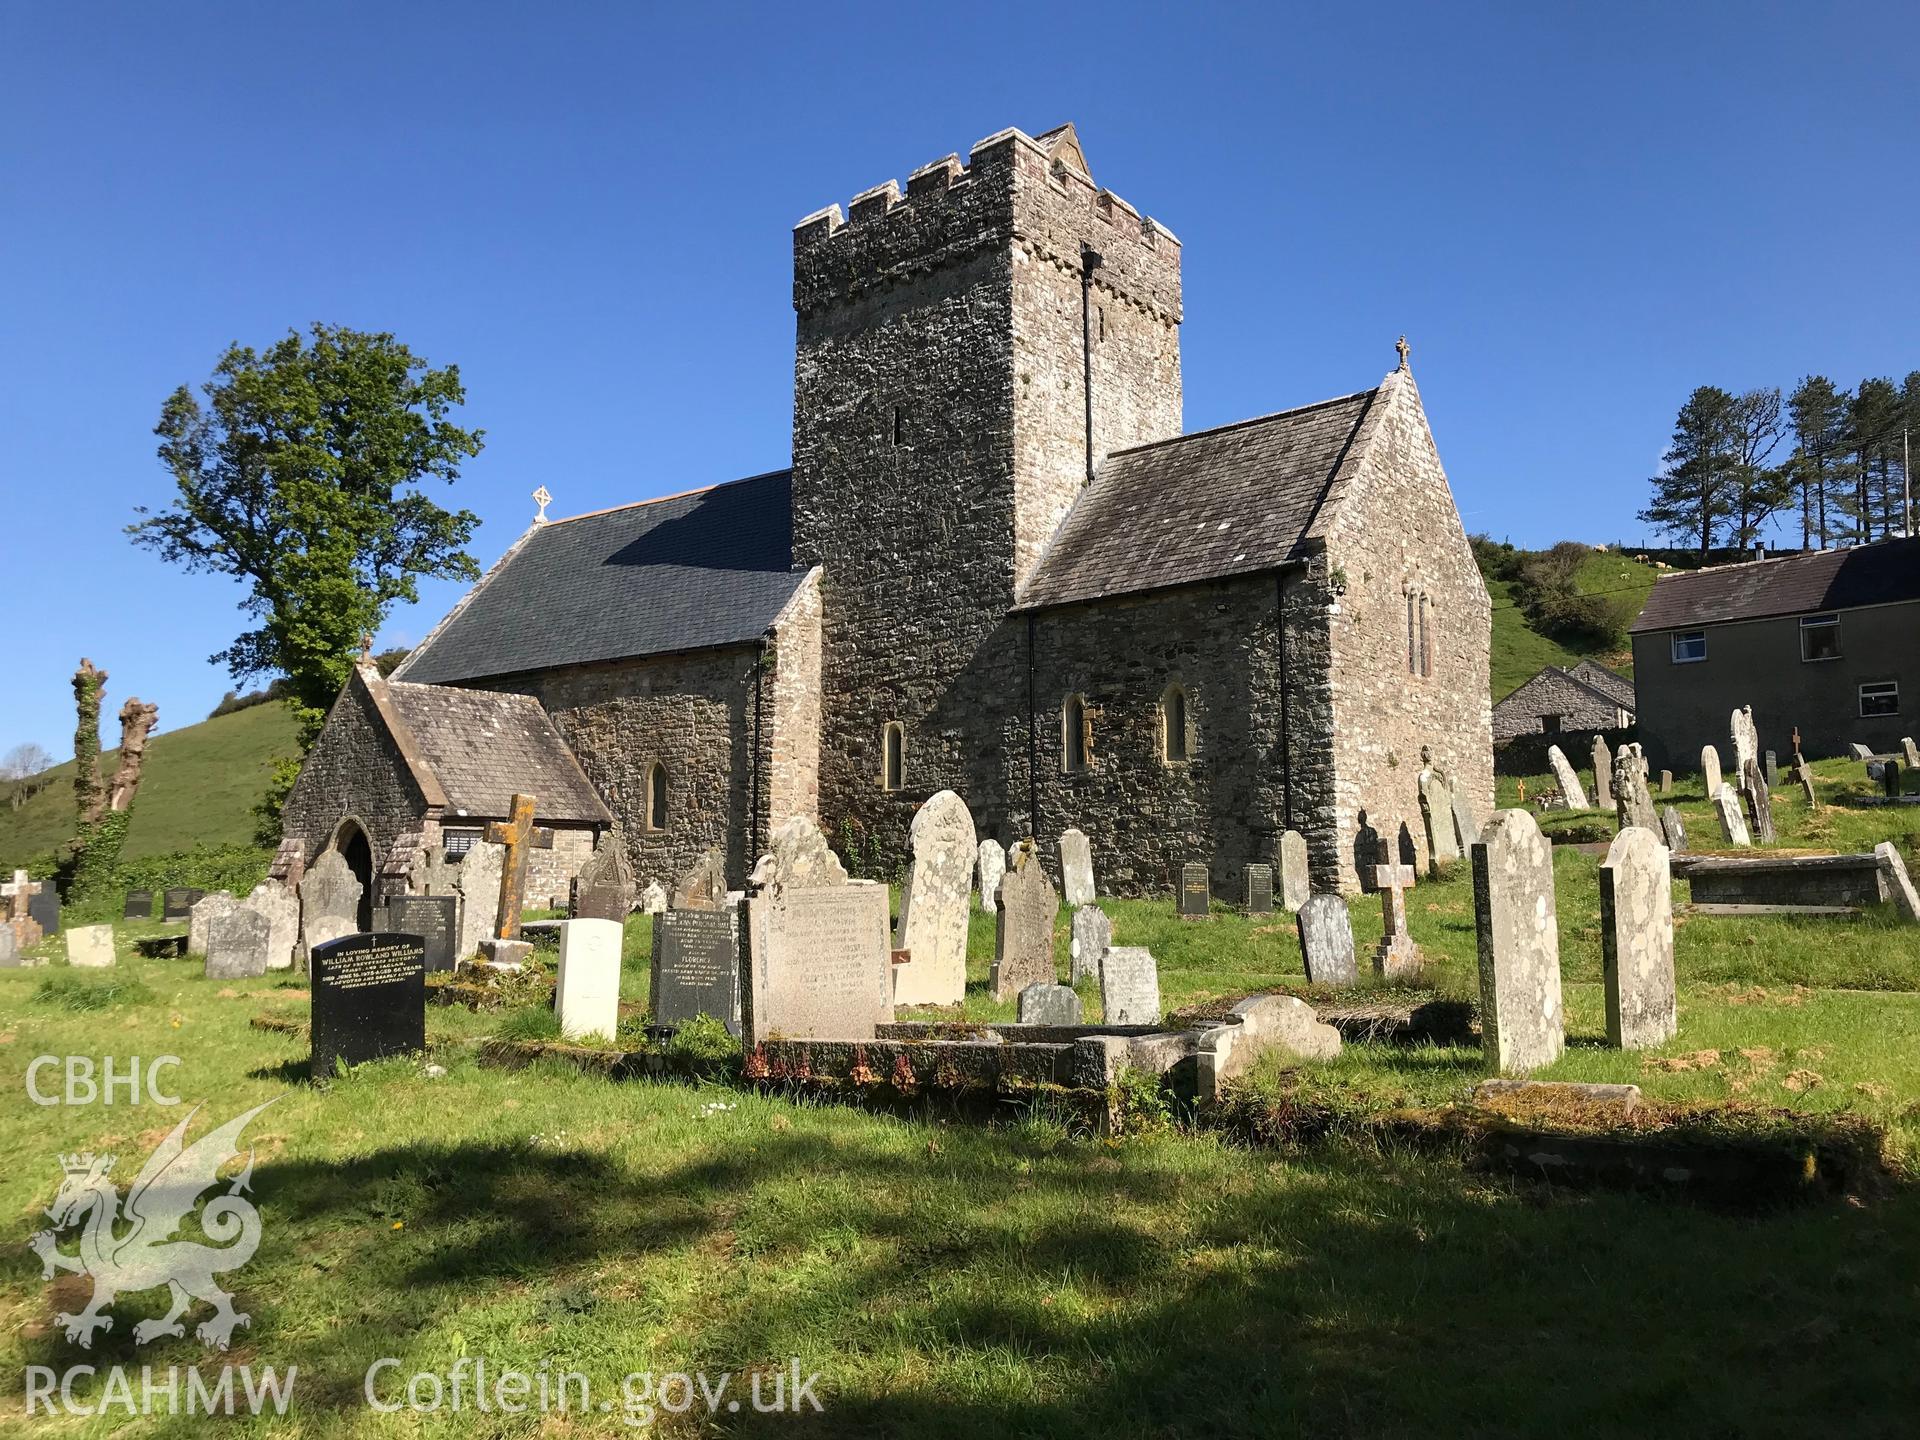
[1640,386,1738,561]
[130,325,485,744]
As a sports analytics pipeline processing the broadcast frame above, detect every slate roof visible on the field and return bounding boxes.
[1014,389,1378,611]
[383,679,612,824]
[1630,538,1920,633]
[1566,659,1636,710]
[398,470,804,684]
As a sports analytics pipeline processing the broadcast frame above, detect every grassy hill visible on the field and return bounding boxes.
[1486,547,1656,700]
[0,701,296,866]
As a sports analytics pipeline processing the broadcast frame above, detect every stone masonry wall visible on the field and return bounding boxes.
[281,673,431,883]
[1492,667,1627,742]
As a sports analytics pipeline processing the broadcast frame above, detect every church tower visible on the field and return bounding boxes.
[790,124,1183,859]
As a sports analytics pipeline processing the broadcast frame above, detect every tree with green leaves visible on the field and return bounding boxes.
[131,325,485,743]
[1723,386,1789,551]
[1845,378,1903,541]
[1787,375,1850,546]
[1640,386,1738,560]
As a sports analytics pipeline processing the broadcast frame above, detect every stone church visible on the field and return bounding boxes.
[283,122,1491,910]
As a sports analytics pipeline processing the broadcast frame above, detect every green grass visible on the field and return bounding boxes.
[0,701,297,866]
[1487,549,1656,700]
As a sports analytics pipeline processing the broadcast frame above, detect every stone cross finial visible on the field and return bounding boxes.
[359,633,373,663]
[1396,335,1410,370]
[532,486,553,523]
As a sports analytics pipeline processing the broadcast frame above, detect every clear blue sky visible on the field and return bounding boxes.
[2,2,1914,763]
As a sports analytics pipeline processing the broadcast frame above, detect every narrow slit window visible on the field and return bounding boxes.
[883,723,905,791]
[892,405,907,448]
[1418,596,1434,677]
[1406,594,1419,676]
[1162,685,1190,763]
[646,763,668,831]
[1063,695,1089,774]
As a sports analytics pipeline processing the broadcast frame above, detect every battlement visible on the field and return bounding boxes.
[792,125,1182,323]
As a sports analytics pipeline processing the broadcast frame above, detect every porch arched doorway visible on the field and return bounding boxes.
[332,820,376,931]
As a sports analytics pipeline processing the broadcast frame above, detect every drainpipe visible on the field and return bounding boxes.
[1026,612,1040,839]
[1275,570,1293,833]
[751,639,767,864]
[1080,246,1103,487]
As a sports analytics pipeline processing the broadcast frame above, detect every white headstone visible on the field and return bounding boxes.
[1099,946,1160,1025]
[1069,904,1111,986]
[555,918,624,1041]
[1711,786,1751,846]
[66,924,115,969]
[1545,745,1590,810]
[749,815,848,894]
[976,839,1006,914]
[1599,827,1676,1049]
[1471,809,1565,1075]
[1296,893,1357,987]
[1058,828,1096,907]
[1277,829,1310,912]
[1419,771,1460,871]
[893,790,977,1007]
[1017,982,1082,1025]
[745,881,893,1046]
[1701,745,1722,797]
[1731,705,1759,778]
[1875,843,1920,923]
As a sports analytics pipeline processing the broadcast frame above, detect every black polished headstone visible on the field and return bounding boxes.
[310,931,427,1076]
[387,895,458,972]
[162,888,203,920]
[650,908,742,1035]
[1245,864,1274,915]
[28,884,59,938]
[1178,863,1211,918]
[124,890,155,920]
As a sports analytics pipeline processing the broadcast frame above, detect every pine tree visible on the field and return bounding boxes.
[1640,386,1737,560]
[1846,378,1902,541]
[1787,376,1850,547]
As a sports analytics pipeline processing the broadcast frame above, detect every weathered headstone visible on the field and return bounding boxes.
[452,840,503,961]
[1701,745,1723,798]
[1017,982,1082,1025]
[1277,830,1309,911]
[1659,805,1688,853]
[205,907,271,980]
[1741,758,1776,844]
[1904,738,1920,770]
[1069,903,1112,986]
[1371,861,1421,980]
[0,924,15,967]
[976,839,1006,914]
[555,918,623,1042]
[1599,827,1676,1049]
[1471,809,1565,1074]
[310,932,426,1075]
[673,849,731,911]
[123,890,154,921]
[1058,827,1096,907]
[187,891,237,957]
[1731,705,1759,779]
[641,880,668,915]
[1875,843,1920,923]
[1590,736,1614,810]
[241,878,300,972]
[1613,742,1659,833]
[1848,742,1875,761]
[1448,779,1483,854]
[300,851,363,957]
[1764,749,1779,788]
[66,924,115,969]
[749,815,848,894]
[1245,864,1274,915]
[651,905,742,1034]
[387,894,459,972]
[483,792,553,941]
[1177,862,1211,918]
[1796,760,1818,808]
[1711,786,1751,846]
[1297,893,1357,988]
[1419,771,1460,872]
[991,843,1059,1001]
[744,881,892,1046]
[1659,770,1672,795]
[1546,745,1590,810]
[893,790,977,1007]
[1100,946,1160,1025]
[572,842,634,922]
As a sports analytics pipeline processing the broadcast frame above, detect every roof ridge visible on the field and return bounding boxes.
[1104,388,1377,460]
[545,467,792,527]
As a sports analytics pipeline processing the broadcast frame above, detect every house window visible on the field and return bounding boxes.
[1063,695,1089,774]
[1861,682,1900,718]
[1800,614,1842,662]
[883,723,905,791]
[645,763,668,831]
[1541,715,1562,735]
[1161,685,1190,763]
[443,828,480,862]
[1671,631,1707,664]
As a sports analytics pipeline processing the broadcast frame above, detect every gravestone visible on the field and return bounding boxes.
[1848,742,1874,761]
[1764,750,1779,788]
[976,839,1007,914]
[483,792,553,941]
[1058,828,1096,907]
[1904,738,1920,770]
[744,881,892,1046]
[28,882,59,938]
[0,925,15,967]
[242,878,300,972]
[66,924,115,969]
[572,842,634,922]
[310,932,427,1076]
[1741,758,1777,844]
[1659,805,1688,854]
[1278,830,1310,911]
[1884,759,1904,800]
[1448,779,1483,853]
[1419,771,1460,872]
[1245,864,1274,915]
[123,890,154,920]
[1297,893,1357,988]
[1471,809,1565,1074]
[1590,736,1614,810]
[1018,982,1082,1025]
[1873,843,1920,922]
[1100,946,1160,1025]
[1070,903,1112,986]
[452,839,503,961]
[1659,770,1672,796]
[187,891,237,957]
[641,880,668,915]
[1371,861,1421,980]
[893,789,977,1007]
[673,850,730,911]
[555,918,624,1042]
[1700,746,1723,798]
[748,815,848,894]
[299,851,363,957]
[1711,787,1751,846]
[162,887,202,921]
[1545,745,1590,810]
[651,905,742,1034]
[991,843,1059,1001]
[1798,764,1818,808]
[1177,863,1210,918]
[1613,742,1659,832]
[1731,705,1759,778]
[1599,827,1676,1049]
[205,907,271,980]
[388,895,459,972]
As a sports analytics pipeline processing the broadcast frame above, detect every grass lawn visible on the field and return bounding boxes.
[5,754,1920,1435]
[1487,550,1654,700]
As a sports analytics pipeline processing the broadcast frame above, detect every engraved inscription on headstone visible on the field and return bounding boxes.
[388,895,460,972]
[1297,893,1357,988]
[123,890,155,921]
[744,883,892,1046]
[1245,864,1274,915]
[651,907,742,1035]
[205,907,271,980]
[310,932,427,1076]
[1177,863,1210,918]
[1100,946,1161,1025]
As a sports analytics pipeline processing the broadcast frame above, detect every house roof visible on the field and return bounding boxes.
[396,469,804,684]
[1567,659,1635,709]
[1013,387,1379,611]
[1493,665,1633,718]
[1630,538,1920,634]
[380,676,612,825]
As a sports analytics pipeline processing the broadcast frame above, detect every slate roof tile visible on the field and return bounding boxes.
[1630,538,1920,633]
[384,680,612,824]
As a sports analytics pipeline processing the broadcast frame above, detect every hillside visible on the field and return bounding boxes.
[0,701,297,866]
[1485,548,1656,700]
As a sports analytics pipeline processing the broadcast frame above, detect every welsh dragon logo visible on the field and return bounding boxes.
[29,1098,279,1350]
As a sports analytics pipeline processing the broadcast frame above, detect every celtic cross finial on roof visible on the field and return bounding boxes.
[532,486,553,523]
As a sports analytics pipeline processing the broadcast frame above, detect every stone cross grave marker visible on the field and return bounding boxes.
[1659,805,1688,853]
[651,905,742,1034]
[1178,862,1211,918]
[749,815,848,894]
[744,881,892,1046]
[1599,826,1676,1049]
[1297,893,1357,987]
[299,851,363,957]
[205,907,271,980]
[67,924,115,968]
[555,918,624,1042]
[1614,743,1659,833]
[1741,758,1777,844]
[1419,771,1459,872]
[4,869,45,949]
[1070,903,1111,985]
[1448,778,1482,853]
[572,842,634,922]
[388,894,459,972]
[123,890,154,920]
[673,849,730,911]
[1059,827,1096,907]
[482,792,553,940]
[1100,946,1160,1025]
[241,879,300,972]
[1701,745,1722,798]
[310,932,427,1076]
[1278,829,1309,911]
[991,842,1059,1001]
[187,891,236,957]
[893,789,977,1007]
[1245,864,1274,915]
[1546,745,1589,810]
[1371,861,1421,980]
[976,839,1006,914]
[1018,982,1082,1025]
[1471,809,1565,1075]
